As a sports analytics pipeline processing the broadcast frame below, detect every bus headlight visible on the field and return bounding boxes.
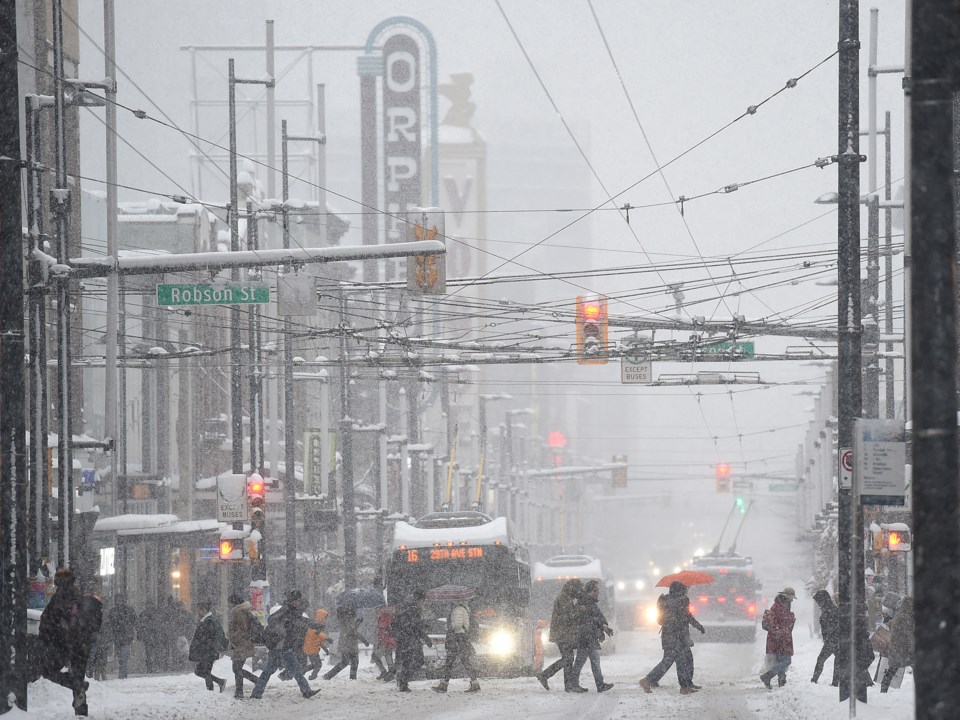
[489,627,517,657]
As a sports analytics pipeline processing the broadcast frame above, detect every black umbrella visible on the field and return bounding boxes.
[335,587,385,609]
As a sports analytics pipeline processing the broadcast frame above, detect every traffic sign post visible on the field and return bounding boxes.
[157,282,270,306]
[839,447,854,490]
[621,336,652,384]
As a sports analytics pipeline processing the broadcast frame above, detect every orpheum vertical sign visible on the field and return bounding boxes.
[382,34,421,280]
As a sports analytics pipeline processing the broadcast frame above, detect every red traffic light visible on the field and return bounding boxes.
[581,302,601,321]
[249,479,264,495]
[715,463,731,478]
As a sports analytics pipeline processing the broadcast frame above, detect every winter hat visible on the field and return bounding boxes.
[228,593,244,606]
[669,581,688,595]
[779,587,797,601]
[813,590,831,605]
[286,590,304,603]
[54,567,75,588]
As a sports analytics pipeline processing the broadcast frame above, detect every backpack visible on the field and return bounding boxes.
[263,612,285,650]
[761,609,771,631]
[76,594,103,646]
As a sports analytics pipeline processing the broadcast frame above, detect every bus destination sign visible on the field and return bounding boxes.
[406,546,485,563]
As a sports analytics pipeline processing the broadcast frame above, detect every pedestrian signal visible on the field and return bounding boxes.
[882,526,911,552]
[219,537,244,561]
[576,296,608,365]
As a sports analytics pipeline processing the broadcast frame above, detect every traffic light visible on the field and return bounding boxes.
[248,473,266,526]
[882,525,911,552]
[735,495,747,513]
[576,295,608,365]
[715,463,731,493]
[218,536,244,561]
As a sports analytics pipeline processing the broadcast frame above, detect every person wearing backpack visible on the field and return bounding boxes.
[37,567,100,716]
[189,598,227,693]
[227,593,262,698]
[250,590,321,700]
[432,598,481,693]
[638,581,704,695]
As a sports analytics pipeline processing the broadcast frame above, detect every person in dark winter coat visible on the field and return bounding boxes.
[392,590,433,692]
[138,604,159,673]
[106,595,137,679]
[881,596,914,692]
[323,606,371,680]
[38,568,101,716]
[189,599,227,693]
[227,593,262,698]
[639,581,704,695]
[571,580,614,693]
[760,587,797,689]
[432,599,480,693]
[536,578,584,692]
[249,591,321,700]
[371,606,396,680]
[811,589,840,685]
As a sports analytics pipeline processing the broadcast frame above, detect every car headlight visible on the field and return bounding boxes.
[616,581,625,591]
[645,604,659,625]
[539,627,550,646]
[489,627,517,657]
[635,580,645,590]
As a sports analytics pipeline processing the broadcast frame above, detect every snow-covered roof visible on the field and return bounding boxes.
[391,515,511,550]
[93,513,224,536]
[532,555,603,580]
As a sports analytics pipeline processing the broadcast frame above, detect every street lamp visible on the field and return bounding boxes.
[504,408,536,531]
[229,58,274,475]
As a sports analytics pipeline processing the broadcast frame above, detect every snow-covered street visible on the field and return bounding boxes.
[15,626,913,720]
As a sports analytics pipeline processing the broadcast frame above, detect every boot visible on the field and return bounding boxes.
[536,672,549,690]
[639,678,653,693]
[777,675,786,687]
[760,672,773,690]
[432,680,448,693]
[466,680,481,693]
[680,686,699,695]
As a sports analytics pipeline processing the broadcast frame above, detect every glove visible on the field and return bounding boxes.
[605,627,614,637]
[700,627,706,634]
[364,641,371,647]
[426,639,434,648]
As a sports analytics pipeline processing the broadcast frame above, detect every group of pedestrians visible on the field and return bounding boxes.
[535,578,615,693]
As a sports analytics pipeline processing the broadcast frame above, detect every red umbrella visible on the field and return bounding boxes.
[425,584,477,602]
[656,570,715,588]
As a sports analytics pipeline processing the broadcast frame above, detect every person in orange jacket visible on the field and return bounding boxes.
[302,609,331,680]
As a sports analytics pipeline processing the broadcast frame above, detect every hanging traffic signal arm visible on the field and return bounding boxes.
[576,295,609,365]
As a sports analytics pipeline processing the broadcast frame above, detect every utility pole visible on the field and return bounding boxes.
[246,200,263,474]
[228,58,243,475]
[0,0,28,710]
[103,0,119,527]
[836,0,866,706]
[883,111,895,419]
[911,1,960,716]
[339,290,357,588]
[52,0,74,569]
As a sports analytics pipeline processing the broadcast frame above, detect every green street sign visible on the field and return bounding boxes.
[157,283,270,306]
[768,483,797,493]
[700,340,755,358]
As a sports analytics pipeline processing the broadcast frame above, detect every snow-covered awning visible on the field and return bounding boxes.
[93,513,225,536]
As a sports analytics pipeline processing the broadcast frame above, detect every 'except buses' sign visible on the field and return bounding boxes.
[157,283,270,306]
[405,547,485,563]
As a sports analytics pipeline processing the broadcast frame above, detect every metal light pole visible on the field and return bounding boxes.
[228,58,274,475]
[475,394,511,511]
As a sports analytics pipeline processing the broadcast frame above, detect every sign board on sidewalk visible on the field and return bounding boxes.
[216,474,248,522]
[855,419,906,505]
[157,283,269,306]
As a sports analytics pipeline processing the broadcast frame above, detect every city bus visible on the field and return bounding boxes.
[385,511,537,677]
[530,554,617,654]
